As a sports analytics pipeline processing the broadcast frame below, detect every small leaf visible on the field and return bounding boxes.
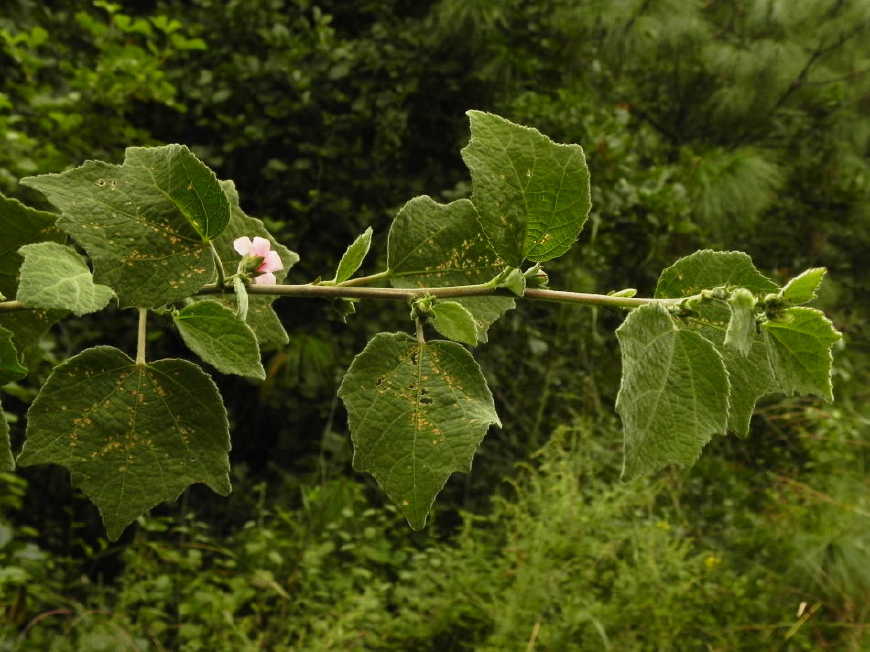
[233,276,249,321]
[388,196,513,342]
[17,242,114,316]
[655,250,778,299]
[174,300,265,380]
[616,304,729,479]
[0,325,27,384]
[609,288,638,298]
[430,302,479,346]
[338,332,500,529]
[461,111,591,265]
[18,346,231,540]
[0,401,13,472]
[334,227,373,283]
[0,193,65,275]
[762,307,841,402]
[497,268,526,297]
[21,145,229,307]
[780,268,827,304]
[724,288,756,356]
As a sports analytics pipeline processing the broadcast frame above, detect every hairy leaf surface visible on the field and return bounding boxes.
[762,308,841,402]
[430,301,478,346]
[17,242,114,315]
[334,227,373,283]
[338,332,500,529]
[174,301,265,379]
[780,267,826,304]
[18,346,231,540]
[21,145,228,307]
[616,304,729,478]
[0,325,26,384]
[655,250,778,298]
[388,195,512,342]
[461,111,591,265]
[0,193,65,275]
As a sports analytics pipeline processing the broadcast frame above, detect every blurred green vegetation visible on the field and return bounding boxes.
[2,0,869,649]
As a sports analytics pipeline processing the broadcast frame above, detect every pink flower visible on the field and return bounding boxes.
[233,236,283,285]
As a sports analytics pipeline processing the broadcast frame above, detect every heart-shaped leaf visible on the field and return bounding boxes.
[18,346,231,540]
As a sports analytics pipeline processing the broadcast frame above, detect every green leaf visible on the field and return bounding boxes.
[18,346,231,540]
[762,307,841,402]
[337,332,500,529]
[497,268,526,297]
[0,401,13,472]
[655,250,778,298]
[21,145,229,307]
[388,195,513,342]
[0,193,65,275]
[16,242,114,316]
[430,302,479,346]
[174,300,265,380]
[206,180,299,346]
[333,227,373,283]
[233,275,249,321]
[0,324,27,384]
[0,276,67,356]
[460,111,591,265]
[781,267,827,304]
[616,304,729,479]
[724,288,756,356]
[676,301,778,437]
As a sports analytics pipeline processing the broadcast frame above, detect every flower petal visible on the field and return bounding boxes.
[251,236,272,258]
[258,250,283,273]
[254,272,277,285]
[233,236,253,256]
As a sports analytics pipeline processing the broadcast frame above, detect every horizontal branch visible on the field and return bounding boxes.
[0,284,685,313]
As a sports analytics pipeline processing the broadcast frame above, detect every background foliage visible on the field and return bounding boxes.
[2,0,869,649]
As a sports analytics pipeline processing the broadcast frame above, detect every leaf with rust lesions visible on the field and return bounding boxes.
[338,332,500,529]
[17,346,231,540]
[388,196,513,343]
[21,145,229,307]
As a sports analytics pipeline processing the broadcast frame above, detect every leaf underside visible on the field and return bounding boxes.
[616,304,729,479]
[461,110,591,266]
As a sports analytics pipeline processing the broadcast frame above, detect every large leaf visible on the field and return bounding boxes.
[18,346,231,540]
[207,180,299,346]
[678,302,778,437]
[616,304,729,479]
[762,308,841,402]
[0,324,27,384]
[17,242,114,316]
[460,110,591,265]
[0,193,65,275]
[174,300,265,380]
[0,402,12,472]
[655,250,778,298]
[387,196,513,342]
[337,332,500,529]
[21,145,229,307]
